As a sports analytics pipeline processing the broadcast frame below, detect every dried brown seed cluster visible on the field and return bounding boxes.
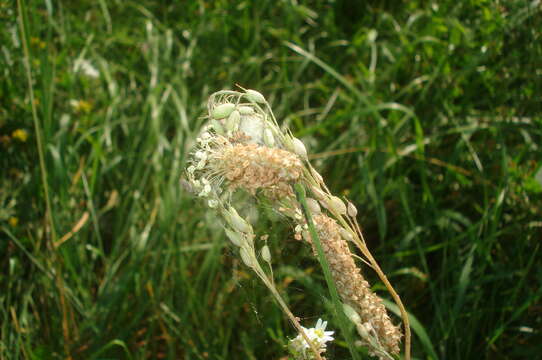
[214,143,303,194]
[307,213,402,357]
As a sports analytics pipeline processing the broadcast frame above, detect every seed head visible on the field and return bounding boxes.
[245,89,266,103]
[212,103,236,119]
[214,143,303,195]
[304,214,402,357]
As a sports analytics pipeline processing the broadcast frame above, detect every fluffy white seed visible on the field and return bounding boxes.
[239,114,264,143]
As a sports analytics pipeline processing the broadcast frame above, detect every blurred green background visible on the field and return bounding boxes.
[1,0,541,359]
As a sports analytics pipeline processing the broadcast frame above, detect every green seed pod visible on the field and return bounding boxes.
[311,167,324,184]
[226,207,251,233]
[339,227,353,242]
[327,196,347,215]
[291,138,308,159]
[245,89,266,103]
[347,201,358,217]
[240,246,254,268]
[306,197,321,214]
[211,103,235,119]
[210,119,225,135]
[263,128,275,147]
[261,245,271,263]
[343,303,362,324]
[225,227,243,247]
[311,186,326,201]
[226,110,240,132]
[238,106,255,115]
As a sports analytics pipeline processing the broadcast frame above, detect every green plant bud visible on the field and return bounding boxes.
[291,137,308,159]
[339,227,353,242]
[327,196,347,215]
[224,227,243,247]
[245,89,266,103]
[210,119,225,135]
[261,245,271,263]
[226,110,240,132]
[347,201,358,217]
[238,106,255,115]
[306,197,321,214]
[226,207,251,233]
[311,186,326,201]
[263,128,275,147]
[240,246,254,268]
[282,135,293,151]
[343,303,362,324]
[211,103,235,119]
[311,167,324,184]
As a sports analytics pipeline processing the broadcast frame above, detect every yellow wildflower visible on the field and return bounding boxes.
[11,129,28,142]
[8,217,18,227]
[70,99,93,114]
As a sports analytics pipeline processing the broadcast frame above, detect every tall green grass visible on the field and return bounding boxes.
[1,0,541,359]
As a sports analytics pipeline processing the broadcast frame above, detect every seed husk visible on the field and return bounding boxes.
[212,103,235,119]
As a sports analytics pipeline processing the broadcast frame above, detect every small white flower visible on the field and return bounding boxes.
[197,132,212,146]
[208,199,219,208]
[196,159,206,170]
[198,184,211,197]
[195,150,207,160]
[288,318,334,360]
[191,179,201,188]
[74,59,99,78]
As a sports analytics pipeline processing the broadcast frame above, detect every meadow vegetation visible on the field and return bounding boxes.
[1,0,541,359]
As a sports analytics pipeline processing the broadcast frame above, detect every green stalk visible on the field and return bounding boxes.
[17,0,57,243]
